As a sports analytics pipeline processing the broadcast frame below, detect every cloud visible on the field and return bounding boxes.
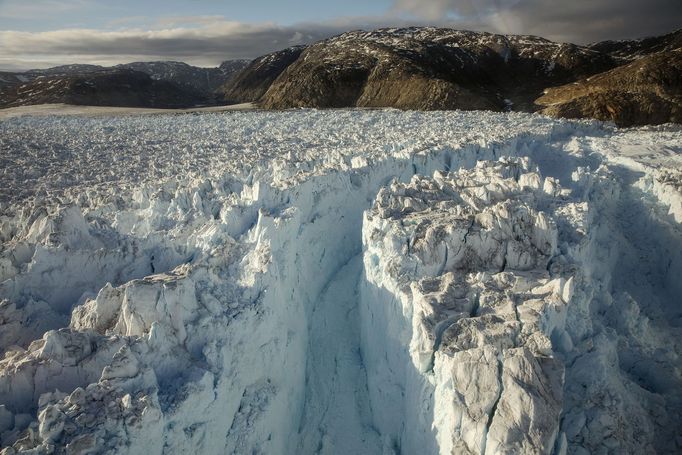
[0,20,334,69]
[0,0,93,19]
[154,15,230,27]
[0,15,422,70]
[393,0,682,43]
[105,16,147,27]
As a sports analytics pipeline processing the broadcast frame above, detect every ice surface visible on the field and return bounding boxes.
[359,158,570,454]
[296,255,380,454]
[0,109,680,454]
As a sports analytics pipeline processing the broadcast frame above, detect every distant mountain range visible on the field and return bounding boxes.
[1,28,680,126]
[0,60,249,108]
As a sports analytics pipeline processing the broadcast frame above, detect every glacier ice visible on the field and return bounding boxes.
[360,157,571,454]
[0,110,680,454]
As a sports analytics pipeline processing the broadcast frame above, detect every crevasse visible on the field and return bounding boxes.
[0,111,680,455]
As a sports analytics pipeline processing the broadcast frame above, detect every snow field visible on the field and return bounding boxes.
[0,110,680,454]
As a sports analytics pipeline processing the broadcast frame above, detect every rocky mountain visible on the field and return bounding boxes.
[1,27,680,125]
[218,59,252,77]
[589,29,682,62]
[216,27,681,126]
[0,65,105,90]
[234,28,615,110]
[535,49,682,127]
[0,69,205,109]
[0,72,28,91]
[25,64,105,76]
[0,60,249,106]
[218,46,306,104]
[117,60,249,95]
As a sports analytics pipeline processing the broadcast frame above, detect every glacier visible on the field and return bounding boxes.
[0,110,680,454]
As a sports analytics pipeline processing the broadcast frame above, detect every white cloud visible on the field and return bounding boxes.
[0,21,318,69]
[0,16,415,70]
[393,0,682,43]
[0,0,93,19]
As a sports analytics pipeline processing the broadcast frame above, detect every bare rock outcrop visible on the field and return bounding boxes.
[0,69,206,109]
[536,49,682,127]
[217,46,306,104]
[259,27,614,111]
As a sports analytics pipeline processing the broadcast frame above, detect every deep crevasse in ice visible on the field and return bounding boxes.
[0,110,680,454]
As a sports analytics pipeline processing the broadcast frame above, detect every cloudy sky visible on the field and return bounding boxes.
[1,0,680,70]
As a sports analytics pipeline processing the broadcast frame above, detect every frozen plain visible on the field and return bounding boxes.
[0,109,680,454]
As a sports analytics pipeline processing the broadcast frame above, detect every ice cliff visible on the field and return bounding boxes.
[0,110,680,454]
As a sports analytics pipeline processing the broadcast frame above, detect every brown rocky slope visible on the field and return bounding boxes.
[0,69,205,109]
[535,49,682,127]
[589,29,682,62]
[254,27,615,111]
[217,46,306,104]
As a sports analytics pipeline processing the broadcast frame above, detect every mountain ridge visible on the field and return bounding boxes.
[536,48,682,126]
[249,27,615,111]
[0,69,206,109]
[0,60,249,108]
[1,27,680,125]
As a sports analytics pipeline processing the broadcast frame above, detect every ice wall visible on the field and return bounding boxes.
[0,111,680,454]
[357,137,682,454]
[0,116,543,454]
[359,158,573,454]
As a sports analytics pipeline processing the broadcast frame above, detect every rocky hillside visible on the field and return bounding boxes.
[248,28,615,110]
[0,69,205,109]
[0,72,28,91]
[217,46,306,104]
[0,65,105,90]
[535,49,682,127]
[118,60,249,94]
[218,59,252,76]
[216,27,681,125]
[589,29,682,62]
[23,64,106,77]
[1,27,680,125]
[0,60,249,104]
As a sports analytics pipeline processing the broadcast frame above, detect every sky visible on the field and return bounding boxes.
[0,0,680,70]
